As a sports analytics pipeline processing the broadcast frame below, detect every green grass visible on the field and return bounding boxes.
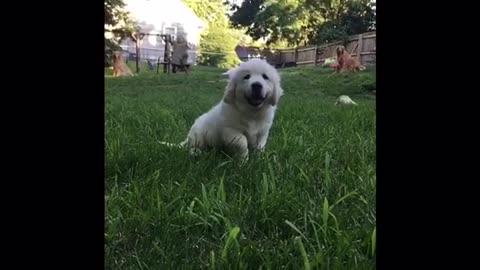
[105,64,376,269]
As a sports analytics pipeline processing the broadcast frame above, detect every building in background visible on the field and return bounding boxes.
[119,0,207,65]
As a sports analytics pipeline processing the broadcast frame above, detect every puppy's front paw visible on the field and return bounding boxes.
[240,154,249,165]
[256,146,266,152]
[189,148,202,157]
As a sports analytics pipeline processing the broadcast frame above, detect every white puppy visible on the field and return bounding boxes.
[160,58,284,159]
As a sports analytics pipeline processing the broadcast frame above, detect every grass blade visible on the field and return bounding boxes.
[371,226,376,256]
[221,226,241,261]
[295,236,311,270]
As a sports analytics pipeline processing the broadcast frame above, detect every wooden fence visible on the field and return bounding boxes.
[257,31,376,68]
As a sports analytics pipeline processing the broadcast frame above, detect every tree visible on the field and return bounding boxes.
[227,0,375,47]
[104,0,137,66]
[313,0,376,44]
[229,0,311,46]
[182,0,241,68]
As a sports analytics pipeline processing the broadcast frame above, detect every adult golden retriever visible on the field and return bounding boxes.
[112,51,134,77]
[336,45,366,73]
[160,59,284,160]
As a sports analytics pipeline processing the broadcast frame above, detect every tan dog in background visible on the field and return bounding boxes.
[112,51,134,77]
[336,45,366,73]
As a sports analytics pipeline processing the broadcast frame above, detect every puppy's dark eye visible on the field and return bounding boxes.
[243,74,250,80]
[262,74,269,80]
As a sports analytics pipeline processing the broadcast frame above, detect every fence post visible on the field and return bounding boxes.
[357,33,363,64]
[131,32,141,74]
[314,46,318,66]
[294,47,298,64]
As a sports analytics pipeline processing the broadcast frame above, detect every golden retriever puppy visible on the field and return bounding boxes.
[160,59,284,160]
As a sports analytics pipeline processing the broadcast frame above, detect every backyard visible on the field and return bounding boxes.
[105,64,376,269]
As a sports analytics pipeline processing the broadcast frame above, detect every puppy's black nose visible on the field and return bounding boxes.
[251,82,263,98]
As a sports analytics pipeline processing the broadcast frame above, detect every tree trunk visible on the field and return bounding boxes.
[135,38,140,73]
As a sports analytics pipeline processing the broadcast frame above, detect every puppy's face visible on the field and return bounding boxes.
[224,59,283,108]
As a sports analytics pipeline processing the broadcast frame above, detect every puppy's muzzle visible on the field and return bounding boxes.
[251,82,263,99]
[246,82,267,107]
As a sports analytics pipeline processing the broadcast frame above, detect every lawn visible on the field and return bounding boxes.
[105,64,376,269]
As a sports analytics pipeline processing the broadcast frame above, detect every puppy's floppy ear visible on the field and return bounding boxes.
[268,70,284,106]
[223,68,237,104]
